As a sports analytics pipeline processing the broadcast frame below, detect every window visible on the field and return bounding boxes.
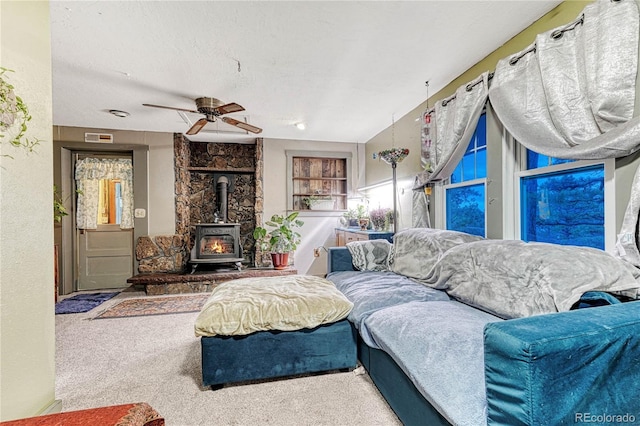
[286,151,352,212]
[444,113,487,237]
[450,113,487,183]
[97,179,124,225]
[446,183,485,237]
[519,150,608,250]
[526,151,574,170]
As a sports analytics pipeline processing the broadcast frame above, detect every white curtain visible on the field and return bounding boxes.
[423,72,490,182]
[616,160,640,267]
[411,189,431,228]
[489,0,640,160]
[75,158,134,229]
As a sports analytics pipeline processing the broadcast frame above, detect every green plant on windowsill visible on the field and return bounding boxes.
[0,67,40,156]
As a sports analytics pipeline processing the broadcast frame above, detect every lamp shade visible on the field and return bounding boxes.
[378,148,410,165]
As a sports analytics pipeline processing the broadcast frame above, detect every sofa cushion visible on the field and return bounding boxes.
[423,239,640,319]
[346,239,393,271]
[326,270,450,347]
[391,228,483,280]
[364,300,502,426]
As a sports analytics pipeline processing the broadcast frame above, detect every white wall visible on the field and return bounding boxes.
[0,1,56,420]
[263,138,362,275]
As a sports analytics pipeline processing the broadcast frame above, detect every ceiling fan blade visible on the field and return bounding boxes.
[222,117,263,134]
[143,103,199,114]
[186,118,208,135]
[214,102,245,115]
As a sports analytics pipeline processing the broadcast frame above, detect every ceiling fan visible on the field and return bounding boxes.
[143,97,262,135]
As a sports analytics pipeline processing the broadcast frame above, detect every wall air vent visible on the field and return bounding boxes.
[84,133,114,143]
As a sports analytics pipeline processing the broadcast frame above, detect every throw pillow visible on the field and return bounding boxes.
[346,239,393,271]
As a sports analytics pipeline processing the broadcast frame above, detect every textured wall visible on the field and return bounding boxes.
[0,1,56,421]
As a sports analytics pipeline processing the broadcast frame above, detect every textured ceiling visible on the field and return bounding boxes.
[50,1,562,143]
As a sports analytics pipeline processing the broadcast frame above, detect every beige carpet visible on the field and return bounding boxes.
[56,290,401,425]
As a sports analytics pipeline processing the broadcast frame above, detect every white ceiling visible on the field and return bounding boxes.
[50,1,562,144]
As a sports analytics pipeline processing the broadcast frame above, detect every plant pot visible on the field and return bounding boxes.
[271,252,289,270]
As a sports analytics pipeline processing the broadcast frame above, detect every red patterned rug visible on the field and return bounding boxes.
[95,294,210,319]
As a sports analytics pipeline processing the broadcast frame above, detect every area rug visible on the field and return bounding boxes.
[55,292,120,314]
[95,294,210,319]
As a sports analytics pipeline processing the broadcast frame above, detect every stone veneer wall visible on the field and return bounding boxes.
[136,235,187,273]
[172,134,265,270]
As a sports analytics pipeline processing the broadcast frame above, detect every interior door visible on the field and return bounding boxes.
[74,152,133,291]
[78,225,132,290]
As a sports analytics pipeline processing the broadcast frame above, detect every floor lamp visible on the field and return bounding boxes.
[378,148,409,233]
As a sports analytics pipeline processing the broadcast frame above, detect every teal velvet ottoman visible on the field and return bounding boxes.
[201,319,357,388]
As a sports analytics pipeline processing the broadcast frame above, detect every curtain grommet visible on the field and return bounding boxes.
[551,30,563,40]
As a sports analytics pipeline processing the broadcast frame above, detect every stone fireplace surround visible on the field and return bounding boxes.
[129,135,292,294]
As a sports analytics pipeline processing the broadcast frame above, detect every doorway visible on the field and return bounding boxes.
[73,153,134,291]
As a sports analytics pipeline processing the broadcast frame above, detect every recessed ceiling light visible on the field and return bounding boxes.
[109,109,130,118]
[295,122,306,130]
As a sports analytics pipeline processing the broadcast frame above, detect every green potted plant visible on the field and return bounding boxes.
[354,204,370,230]
[341,208,358,227]
[302,194,334,210]
[253,212,304,269]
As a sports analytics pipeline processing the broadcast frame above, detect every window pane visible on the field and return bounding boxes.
[520,165,604,249]
[527,150,575,170]
[476,148,487,179]
[451,164,462,184]
[97,179,123,225]
[449,113,487,184]
[475,114,487,148]
[462,153,475,181]
[446,183,485,237]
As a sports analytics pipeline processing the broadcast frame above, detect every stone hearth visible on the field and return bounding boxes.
[128,267,298,295]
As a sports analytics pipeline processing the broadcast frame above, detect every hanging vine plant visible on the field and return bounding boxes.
[0,67,40,155]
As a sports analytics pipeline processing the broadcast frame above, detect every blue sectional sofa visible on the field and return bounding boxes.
[326,229,640,426]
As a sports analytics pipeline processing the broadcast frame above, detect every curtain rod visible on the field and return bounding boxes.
[424,10,588,115]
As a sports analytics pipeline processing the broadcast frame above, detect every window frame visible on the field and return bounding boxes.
[442,177,488,237]
[514,156,615,251]
[285,150,352,216]
[439,112,488,236]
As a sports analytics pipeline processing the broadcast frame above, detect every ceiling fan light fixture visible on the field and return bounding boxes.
[109,109,130,118]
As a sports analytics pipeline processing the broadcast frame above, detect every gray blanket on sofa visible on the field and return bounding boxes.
[365,300,502,426]
[419,239,640,319]
[326,270,450,347]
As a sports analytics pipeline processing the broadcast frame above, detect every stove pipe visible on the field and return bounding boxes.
[216,176,229,222]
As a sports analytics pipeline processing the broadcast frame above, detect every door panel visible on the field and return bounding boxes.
[78,224,132,290]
